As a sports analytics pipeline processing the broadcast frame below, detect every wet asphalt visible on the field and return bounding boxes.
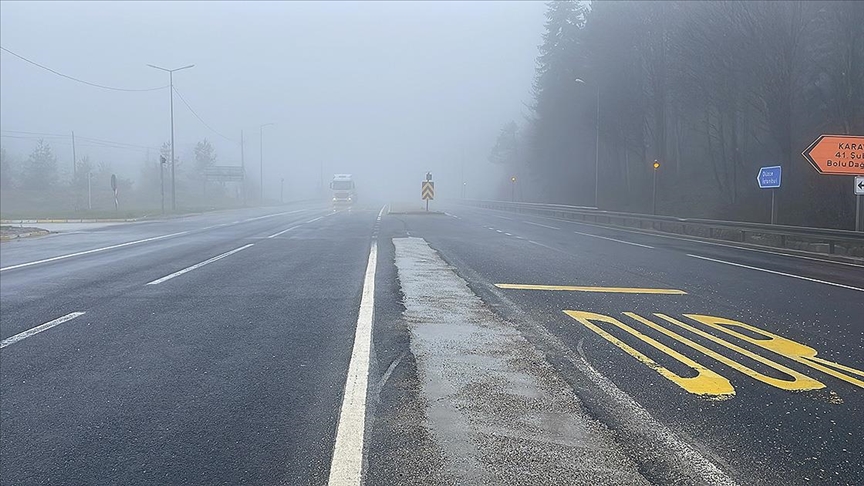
[1,201,861,485]
[376,205,862,486]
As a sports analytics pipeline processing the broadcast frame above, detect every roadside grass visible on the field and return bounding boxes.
[1,187,247,221]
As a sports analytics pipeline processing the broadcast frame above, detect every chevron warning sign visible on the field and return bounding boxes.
[421,181,435,200]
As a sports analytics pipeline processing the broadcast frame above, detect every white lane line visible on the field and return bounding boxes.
[1,312,86,349]
[0,231,189,272]
[504,232,513,236]
[573,230,654,249]
[306,216,324,224]
[244,208,308,222]
[496,229,504,233]
[267,226,300,239]
[687,254,864,292]
[328,222,380,485]
[472,207,863,269]
[523,221,560,230]
[146,244,255,285]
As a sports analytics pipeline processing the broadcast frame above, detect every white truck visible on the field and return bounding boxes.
[330,174,356,208]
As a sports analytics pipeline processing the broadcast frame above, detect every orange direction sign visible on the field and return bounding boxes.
[802,135,864,175]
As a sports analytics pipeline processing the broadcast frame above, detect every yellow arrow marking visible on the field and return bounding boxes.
[564,311,734,398]
[496,284,686,295]
[684,314,864,389]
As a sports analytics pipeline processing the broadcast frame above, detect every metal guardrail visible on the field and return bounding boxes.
[461,199,864,258]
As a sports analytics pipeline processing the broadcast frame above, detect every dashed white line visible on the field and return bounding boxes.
[146,244,255,285]
[244,208,308,222]
[504,233,513,236]
[306,216,324,224]
[1,312,86,349]
[0,231,189,272]
[328,219,380,485]
[470,207,863,269]
[687,254,864,292]
[523,221,560,230]
[496,229,504,233]
[572,230,654,249]
[267,226,300,238]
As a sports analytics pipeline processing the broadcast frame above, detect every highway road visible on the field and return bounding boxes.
[1,201,861,485]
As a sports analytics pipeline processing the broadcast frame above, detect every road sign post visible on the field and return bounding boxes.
[855,176,864,232]
[421,180,435,212]
[757,166,782,224]
[110,174,118,211]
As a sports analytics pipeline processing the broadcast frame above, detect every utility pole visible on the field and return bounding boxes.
[594,84,600,208]
[240,130,246,207]
[259,122,276,204]
[147,63,194,211]
[71,131,77,178]
[320,161,324,197]
[575,78,600,208]
[87,171,92,210]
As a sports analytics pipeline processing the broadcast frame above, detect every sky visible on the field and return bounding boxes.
[0,0,546,201]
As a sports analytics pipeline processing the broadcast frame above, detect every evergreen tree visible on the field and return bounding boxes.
[22,139,58,189]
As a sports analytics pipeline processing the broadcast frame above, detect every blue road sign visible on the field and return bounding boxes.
[757,166,782,189]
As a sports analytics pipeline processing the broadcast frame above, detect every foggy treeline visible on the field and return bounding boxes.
[0,137,256,217]
[491,1,863,228]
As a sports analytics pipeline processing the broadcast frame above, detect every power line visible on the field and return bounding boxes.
[172,86,238,144]
[1,131,159,153]
[0,46,168,93]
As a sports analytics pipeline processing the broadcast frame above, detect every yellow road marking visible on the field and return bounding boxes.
[497,284,686,294]
[648,314,824,392]
[685,314,864,389]
[564,311,734,398]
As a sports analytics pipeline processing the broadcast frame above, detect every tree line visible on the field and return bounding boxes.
[0,138,250,213]
[491,0,863,228]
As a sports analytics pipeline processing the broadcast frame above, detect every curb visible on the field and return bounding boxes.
[0,230,50,241]
[0,218,139,224]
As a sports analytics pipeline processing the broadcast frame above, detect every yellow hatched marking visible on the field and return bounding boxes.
[498,284,686,295]
[564,311,734,398]
[685,314,864,389]
[648,314,824,391]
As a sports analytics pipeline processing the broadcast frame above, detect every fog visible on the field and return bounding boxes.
[0,1,545,205]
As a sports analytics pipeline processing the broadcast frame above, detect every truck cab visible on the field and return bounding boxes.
[330,174,356,208]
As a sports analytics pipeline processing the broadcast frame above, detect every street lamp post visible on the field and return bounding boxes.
[280,177,285,204]
[652,160,660,215]
[575,78,600,208]
[259,122,276,204]
[159,155,167,215]
[87,171,92,210]
[147,63,194,212]
[511,176,517,202]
